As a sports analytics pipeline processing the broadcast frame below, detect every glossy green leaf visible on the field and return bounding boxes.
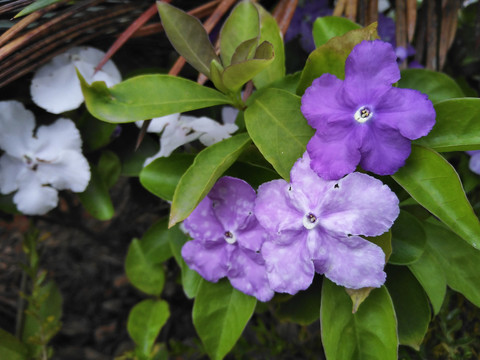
[0,329,27,360]
[80,113,117,152]
[193,279,256,360]
[121,134,158,177]
[321,279,398,360]
[408,247,446,315]
[140,154,195,201]
[398,68,464,104]
[220,0,259,67]
[157,2,219,77]
[169,133,251,227]
[367,230,392,262]
[80,73,231,123]
[225,160,279,188]
[422,220,480,308]
[125,219,174,295]
[168,227,203,299]
[210,59,228,93]
[392,145,480,248]
[312,16,362,48]
[297,22,378,95]
[231,37,258,64]
[78,165,114,221]
[15,0,62,18]
[386,266,431,350]
[389,210,426,265]
[97,150,121,189]
[252,4,286,88]
[127,299,170,356]
[222,41,275,92]
[415,98,480,151]
[245,88,314,180]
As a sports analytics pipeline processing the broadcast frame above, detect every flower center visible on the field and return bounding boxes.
[224,231,236,244]
[303,213,318,230]
[23,155,38,171]
[354,106,373,123]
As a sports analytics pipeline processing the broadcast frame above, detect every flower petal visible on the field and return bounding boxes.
[188,116,237,146]
[135,114,181,133]
[34,118,83,157]
[316,234,386,289]
[469,152,480,175]
[319,172,399,237]
[0,155,25,194]
[255,179,303,234]
[222,106,239,125]
[262,233,314,294]
[13,176,59,215]
[375,87,436,140]
[306,132,361,180]
[183,196,224,243]
[359,125,412,175]
[343,40,400,104]
[181,240,229,282]
[0,101,35,158]
[228,248,274,302]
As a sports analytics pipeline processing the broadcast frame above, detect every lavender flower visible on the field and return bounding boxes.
[301,40,435,180]
[255,152,399,294]
[182,177,274,302]
[467,151,480,175]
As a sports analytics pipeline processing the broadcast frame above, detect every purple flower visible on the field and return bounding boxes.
[255,153,399,294]
[182,177,274,302]
[467,151,480,175]
[301,40,436,180]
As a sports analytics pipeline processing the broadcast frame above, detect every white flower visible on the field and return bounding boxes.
[0,101,91,215]
[30,46,122,114]
[136,108,238,166]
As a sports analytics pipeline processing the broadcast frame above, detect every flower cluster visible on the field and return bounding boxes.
[181,40,435,301]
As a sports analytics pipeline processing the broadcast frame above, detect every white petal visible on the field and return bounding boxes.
[34,118,83,160]
[222,106,239,125]
[0,154,26,194]
[135,113,181,133]
[0,101,35,157]
[158,124,200,158]
[36,150,91,192]
[30,46,121,114]
[188,116,238,146]
[14,176,59,215]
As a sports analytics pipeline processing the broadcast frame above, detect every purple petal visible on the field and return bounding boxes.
[306,132,362,180]
[469,152,480,175]
[209,177,256,232]
[317,234,386,289]
[183,196,224,243]
[301,74,354,131]
[375,87,436,140]
[262,232,314,294]
[359,125,412,175]
[181,240,229,282]
[344,40,400,104]
[319,172,399,237]
[228,248,274,302]
[236,220,269,252]
[255,180,303,235]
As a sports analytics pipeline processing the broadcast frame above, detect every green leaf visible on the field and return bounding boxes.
[225,160,279,188]
[389,210,426,265]
[169,133,251,227]
[168,228,203,299]
[398,68,464,104]
[193,279,256,360]
[0,329,27,360]
[220,0,259,67]
[210,59,229,93]
[297,22,378,95]
[120,134,158,177]
[415,98,480,151]
[125,219,174,295]
[312,16,362,48]
[78,165,114,221]
[252,4,286,89]
[421,219,480,308]
[97,150,121,189]
[230,37,259,65]
[15,0,62,18]
[127,299,170,357]
[80,73,231,123]
[392,145,480,248]
[222,41,275,92]
[80,113,117,152]
[140,154,195,201]
[245,88,314,180]
[157,2,219,77]
[321,279,397,360]
[386,266,431,350]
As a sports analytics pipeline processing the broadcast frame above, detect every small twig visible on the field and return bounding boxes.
[15,270,27,339]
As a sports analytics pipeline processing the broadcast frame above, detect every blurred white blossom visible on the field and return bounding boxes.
[136,108,238,166]
[0,101,90,215]
[30,46,122,114]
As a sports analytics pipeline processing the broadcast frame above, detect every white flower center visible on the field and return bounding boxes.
[23,154,39,171]
[303,213,318,230]
[354,106,373,123]
[224,231,237,244]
